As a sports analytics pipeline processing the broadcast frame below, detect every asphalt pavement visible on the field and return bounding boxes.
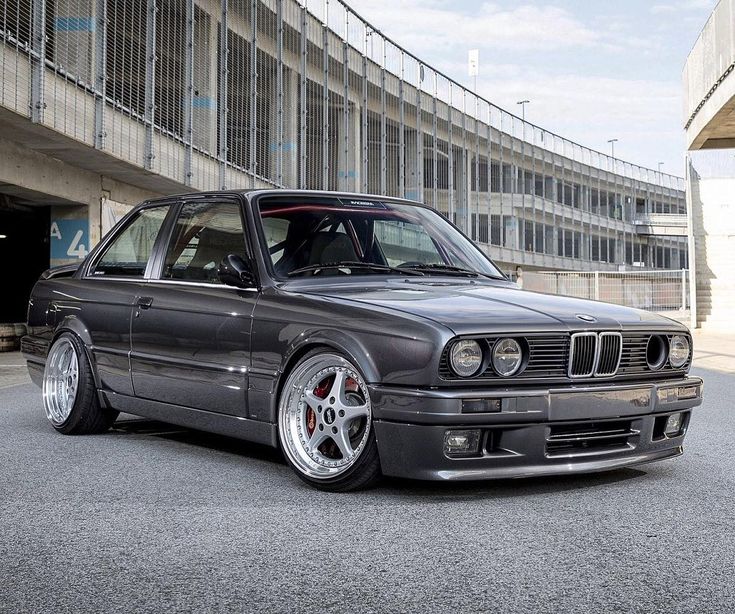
[1,364,734,613]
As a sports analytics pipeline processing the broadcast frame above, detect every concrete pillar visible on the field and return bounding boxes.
[688,151,735,330]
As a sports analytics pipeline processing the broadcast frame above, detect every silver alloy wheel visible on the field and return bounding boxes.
[42,338,80,426]
[279,353,372,479]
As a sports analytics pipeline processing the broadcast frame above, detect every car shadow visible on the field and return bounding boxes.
[111,416,285,466]
[111,415,653,500]
[379,467,651,501]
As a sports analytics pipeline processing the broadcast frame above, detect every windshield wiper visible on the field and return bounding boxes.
[400,263,502,279]
[287,261,425,277]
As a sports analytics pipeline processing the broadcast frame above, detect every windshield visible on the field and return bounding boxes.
[257,197,505,280]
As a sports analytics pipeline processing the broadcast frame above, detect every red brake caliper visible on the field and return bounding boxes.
[307,377,332,437]
[345,377,359,393]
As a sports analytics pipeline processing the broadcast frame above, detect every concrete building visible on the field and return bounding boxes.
[0,0,688,323]
[683,0,735,330]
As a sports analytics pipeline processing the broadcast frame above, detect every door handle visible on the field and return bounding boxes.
[136,296,153,310]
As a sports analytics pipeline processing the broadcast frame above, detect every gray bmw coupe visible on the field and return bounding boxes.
[22,190,703,491]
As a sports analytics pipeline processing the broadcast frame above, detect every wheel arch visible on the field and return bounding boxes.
[51,316,102,390]
[273,330,380,417]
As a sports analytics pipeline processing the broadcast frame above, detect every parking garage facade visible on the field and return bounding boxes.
[0,0,688,322]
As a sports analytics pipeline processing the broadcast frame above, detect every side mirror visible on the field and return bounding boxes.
[218,254,256,289]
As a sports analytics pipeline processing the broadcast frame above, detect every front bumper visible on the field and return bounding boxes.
[370,377,703,481]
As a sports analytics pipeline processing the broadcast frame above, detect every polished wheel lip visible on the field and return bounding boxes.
[42,338,79,426]
[279,353,371,480]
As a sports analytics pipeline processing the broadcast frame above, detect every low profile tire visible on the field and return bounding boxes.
[278,349,381,492]
[42,333,118,435]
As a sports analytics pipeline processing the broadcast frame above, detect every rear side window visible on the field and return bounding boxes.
[162,201,247,284]
[92,206,169,277]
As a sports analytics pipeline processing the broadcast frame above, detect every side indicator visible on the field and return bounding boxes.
[677,386,699,400]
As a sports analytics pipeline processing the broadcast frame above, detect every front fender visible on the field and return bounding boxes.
[281,328,381,384]
[249,328,380,424]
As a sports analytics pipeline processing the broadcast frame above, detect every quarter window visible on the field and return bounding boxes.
[162,201,248,284]
[92,206,169,278]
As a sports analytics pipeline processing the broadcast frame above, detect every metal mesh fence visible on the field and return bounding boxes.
[0,0,689,270]
[523,270,691,312]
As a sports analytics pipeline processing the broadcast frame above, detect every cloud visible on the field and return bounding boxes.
[474,69,686,173]
[350,0,601,52]
[651,0,714,15]
[344,0,691,174]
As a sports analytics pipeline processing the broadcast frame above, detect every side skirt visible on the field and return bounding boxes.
[100,391,278,448]
[27,361,44,388]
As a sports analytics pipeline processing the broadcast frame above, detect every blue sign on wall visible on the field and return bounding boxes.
[50,219,89,260]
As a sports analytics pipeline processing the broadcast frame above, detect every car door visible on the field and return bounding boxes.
[129,196,258,417]
[78,203,173,395]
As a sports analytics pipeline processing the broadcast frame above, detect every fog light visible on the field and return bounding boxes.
[444,429,481,457]
[664,413,683,437]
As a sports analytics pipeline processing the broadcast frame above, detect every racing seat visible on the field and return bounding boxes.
[173,228,246,282]
[307,232,359,266]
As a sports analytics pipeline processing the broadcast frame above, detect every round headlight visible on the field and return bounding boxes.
[669,335,690,369]
[449,340,483,377]
[492,338,523,377]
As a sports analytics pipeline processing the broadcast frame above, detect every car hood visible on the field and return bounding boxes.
[296,278,685,335]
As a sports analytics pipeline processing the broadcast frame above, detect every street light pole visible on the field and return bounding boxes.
[607,138,618,158]
[517,99,530,123]
[658,162,664,173]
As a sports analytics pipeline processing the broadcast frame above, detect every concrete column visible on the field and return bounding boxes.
[688,151,735,329]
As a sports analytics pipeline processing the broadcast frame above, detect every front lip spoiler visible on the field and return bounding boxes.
[426,447,682,481]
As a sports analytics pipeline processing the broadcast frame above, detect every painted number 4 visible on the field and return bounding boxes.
[50,222,88,259]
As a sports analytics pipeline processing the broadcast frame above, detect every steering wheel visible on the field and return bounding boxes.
[397,261,424,268]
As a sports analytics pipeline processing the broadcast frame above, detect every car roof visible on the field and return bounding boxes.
[138,189,425,210]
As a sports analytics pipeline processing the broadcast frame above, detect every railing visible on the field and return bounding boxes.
[633,214,688,227]
[523,270,690,312]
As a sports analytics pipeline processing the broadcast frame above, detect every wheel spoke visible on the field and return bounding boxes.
[307,430,328,452]
[342,402,370,422]
[333,428,354,460]
[303,390,323,411]
[327,368,348,404]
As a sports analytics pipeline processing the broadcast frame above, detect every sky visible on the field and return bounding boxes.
[345,0,718,177]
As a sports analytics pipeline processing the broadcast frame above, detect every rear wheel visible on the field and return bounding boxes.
[278,350,381,491]
[42,333,118,434]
